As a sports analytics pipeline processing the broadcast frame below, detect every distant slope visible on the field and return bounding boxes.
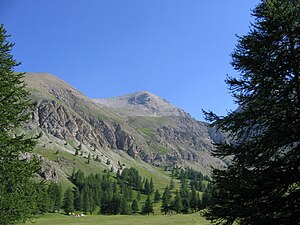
[93,91,189,117]
[23,73,226,180]
[93,90,226,173]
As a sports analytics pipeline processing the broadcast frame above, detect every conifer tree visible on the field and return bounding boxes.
[120,196,130,215]
[82,186,95,214]
[171,190,183,214]
[36,185,50,214]
[110,193,122,214]
[204,1,300,224]
[144,178,150,194]
[0,25,42,225]
[123,184,133,201]
[181,198,190,214]
[149,178,154,194]
[154,189,161,203]
[142,195,153,215]
[100,190,112,214]
[47,182,62,213]
[201,191,212,209]
[74,187,82,211]
[131,199,139,213]
[189,187,198,212]
[161,186,171,214]
[62,187,74,214]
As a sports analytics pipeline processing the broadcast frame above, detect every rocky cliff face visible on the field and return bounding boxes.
[24,73,226,175]
[31,99,134,150]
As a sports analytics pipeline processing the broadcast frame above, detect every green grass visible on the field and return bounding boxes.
[34,143,174,191]
[23,213,211,225]
[34,146,107,175]
[128,116,168,131]
[139,127,156,139]
[153,145,169,155]
[115,153,172,190]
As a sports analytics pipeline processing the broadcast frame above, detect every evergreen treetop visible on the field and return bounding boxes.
[0,24,41,225]
[204,1,300,224]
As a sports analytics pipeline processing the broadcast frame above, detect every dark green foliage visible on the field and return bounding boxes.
[181,198,190,214]
[100,190,112,214]
[201,191,212,209]
[203,1,300,224]
[171,190,182,214]
[110,193,122,215]
[131,199,139,213]
[149,178,154,194]
[47,183,62,213]
[161,186,172,214]
[142,195,153,215]
[154,189,161,203]
[0,25,42,225]
[82,185,95,214]
[121,184,133,201]
[179,179,190,200]
[36,185,51,214]
[189,187,198,212]
[72,169,85,189]
[120,167,142,190]
[73,187,82,211]
[47,171,203,217]
[120,196,131,215]
[172,167,207,192]
[62,187,74,214]
[69,169,153,215]
[144,178,150,194]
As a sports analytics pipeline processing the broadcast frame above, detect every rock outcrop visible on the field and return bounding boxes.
[24,73,226,174]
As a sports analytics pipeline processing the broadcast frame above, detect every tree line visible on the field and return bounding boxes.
[161,167,212,215]
[172,167,211,192]
[33,166,213,216]
[33,168,158,215]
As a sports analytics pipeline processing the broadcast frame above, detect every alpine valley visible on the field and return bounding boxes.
[23,73,227,186]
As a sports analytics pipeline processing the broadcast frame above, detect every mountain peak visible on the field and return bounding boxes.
[93,91,189,117]
[125,91,169,106]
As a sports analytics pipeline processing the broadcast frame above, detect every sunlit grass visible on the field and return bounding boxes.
[23,213,211,225]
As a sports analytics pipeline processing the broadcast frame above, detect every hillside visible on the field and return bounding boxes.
[23,73,226,184]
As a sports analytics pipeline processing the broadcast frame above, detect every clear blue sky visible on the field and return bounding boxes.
[0,0,260,120]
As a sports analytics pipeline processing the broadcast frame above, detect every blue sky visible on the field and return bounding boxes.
[0,0,260,120]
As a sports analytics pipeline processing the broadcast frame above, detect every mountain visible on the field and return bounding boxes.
[23,73,226,183]
[93,91,189,117]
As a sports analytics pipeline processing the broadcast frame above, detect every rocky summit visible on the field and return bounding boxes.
[23,73,226,181]
[93,91,189,117]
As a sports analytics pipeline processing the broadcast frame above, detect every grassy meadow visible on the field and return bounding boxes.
[23,213,211,225]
